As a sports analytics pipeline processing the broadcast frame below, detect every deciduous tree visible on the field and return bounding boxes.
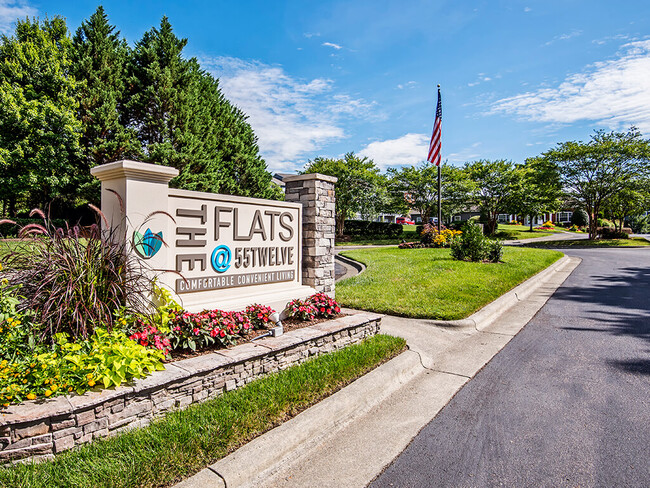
[387,162,473,224]
[513,157,563,231]
[539,128,650,239]
[303,153,383,236]
[465,159,519,235]
[0,17,82,216]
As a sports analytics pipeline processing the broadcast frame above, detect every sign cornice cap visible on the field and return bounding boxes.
[91,160,179,183]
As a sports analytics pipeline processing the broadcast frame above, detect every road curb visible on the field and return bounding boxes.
[175,349,424,488]
[174,254,580,488]
[415,254,573,330]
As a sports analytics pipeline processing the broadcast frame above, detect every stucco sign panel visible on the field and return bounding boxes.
[169,189,302,298]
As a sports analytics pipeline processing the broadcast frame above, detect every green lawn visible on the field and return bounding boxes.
[0,334,405,488]
[492,223,564,240]
[336,246,563,320]
[526,237,650,248]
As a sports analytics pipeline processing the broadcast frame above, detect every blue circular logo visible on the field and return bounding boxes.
[211,245,231,273]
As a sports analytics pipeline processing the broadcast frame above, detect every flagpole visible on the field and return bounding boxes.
[437,162,441,233]
[437,84,442,233]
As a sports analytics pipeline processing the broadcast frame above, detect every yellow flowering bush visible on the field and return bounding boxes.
[420,224,462,248]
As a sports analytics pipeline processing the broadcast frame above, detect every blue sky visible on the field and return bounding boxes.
[2,1,650,174]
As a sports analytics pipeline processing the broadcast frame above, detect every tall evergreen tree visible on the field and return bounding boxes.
[0,17,82,216]
[124,16,198,171]
[215,100,274,198]
[125,16,274,198]
[71,6,137,181]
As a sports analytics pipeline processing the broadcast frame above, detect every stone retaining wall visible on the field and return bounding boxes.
[0,312,381,463]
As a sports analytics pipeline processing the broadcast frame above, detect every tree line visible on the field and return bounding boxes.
[304,128,650,240]
[0,7,280,219]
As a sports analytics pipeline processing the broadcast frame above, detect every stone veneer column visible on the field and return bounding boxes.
[283,173,337,296]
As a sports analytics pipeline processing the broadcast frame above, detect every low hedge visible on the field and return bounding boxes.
[342,220,403,238]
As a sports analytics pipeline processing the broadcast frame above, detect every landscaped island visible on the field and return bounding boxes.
[336,246,563,319]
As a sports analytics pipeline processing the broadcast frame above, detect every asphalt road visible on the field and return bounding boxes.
[370,248,650,488]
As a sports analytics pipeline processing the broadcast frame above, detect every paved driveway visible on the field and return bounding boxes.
[371,248,650,488]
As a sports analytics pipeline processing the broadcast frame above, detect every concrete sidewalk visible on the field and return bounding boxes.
[175,255,581,488]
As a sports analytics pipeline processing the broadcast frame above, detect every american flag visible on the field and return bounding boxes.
[427,87,442,166]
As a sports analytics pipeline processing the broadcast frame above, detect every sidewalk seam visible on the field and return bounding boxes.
[208,467,228,487]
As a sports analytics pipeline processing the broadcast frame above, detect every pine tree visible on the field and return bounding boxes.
[124,16,198,172]
[71,6,137,174]
[125,16,274,198]
[0,17,82,216]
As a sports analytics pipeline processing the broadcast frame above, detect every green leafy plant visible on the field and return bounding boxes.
[628,214,650,233]
[245,304,276,329]
[308,293,341,319]
[571,209,589,227]
[0,328,165,406]
[167,309,251,351]
[286,298,316,321]
[450,221,502,263]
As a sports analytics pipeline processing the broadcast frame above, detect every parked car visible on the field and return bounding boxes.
[396,217,415,225]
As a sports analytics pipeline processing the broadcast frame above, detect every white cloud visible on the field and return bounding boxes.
[446,142,482,163]
[544,30,582,46]
[322,42,343,50]
[201,56,376,172]
[592,34,633,46]
[397,81,417,90]
[468,73,494,87]
[359,133,430,169]
[0,0,36,34]
[490,40,650,133]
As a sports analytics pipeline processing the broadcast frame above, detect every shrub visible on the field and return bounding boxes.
[486,240,504,262]
[570,209,589,227]
[599,227,629,239]
[568,224,583,232]
[342,220,403,238]
[308,292,341,318]
[597,218,614,228]
[4,210,157,341]
[450,221,502,263]
[451,221,487,262]
[285,298,316,321]
[628,214,650,233]
[245,303,276,329]
[542,220,555,228]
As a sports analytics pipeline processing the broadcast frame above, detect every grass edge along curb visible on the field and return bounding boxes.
[336,246,563,320]
[0,334,406,488]
[524,237,650,248]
